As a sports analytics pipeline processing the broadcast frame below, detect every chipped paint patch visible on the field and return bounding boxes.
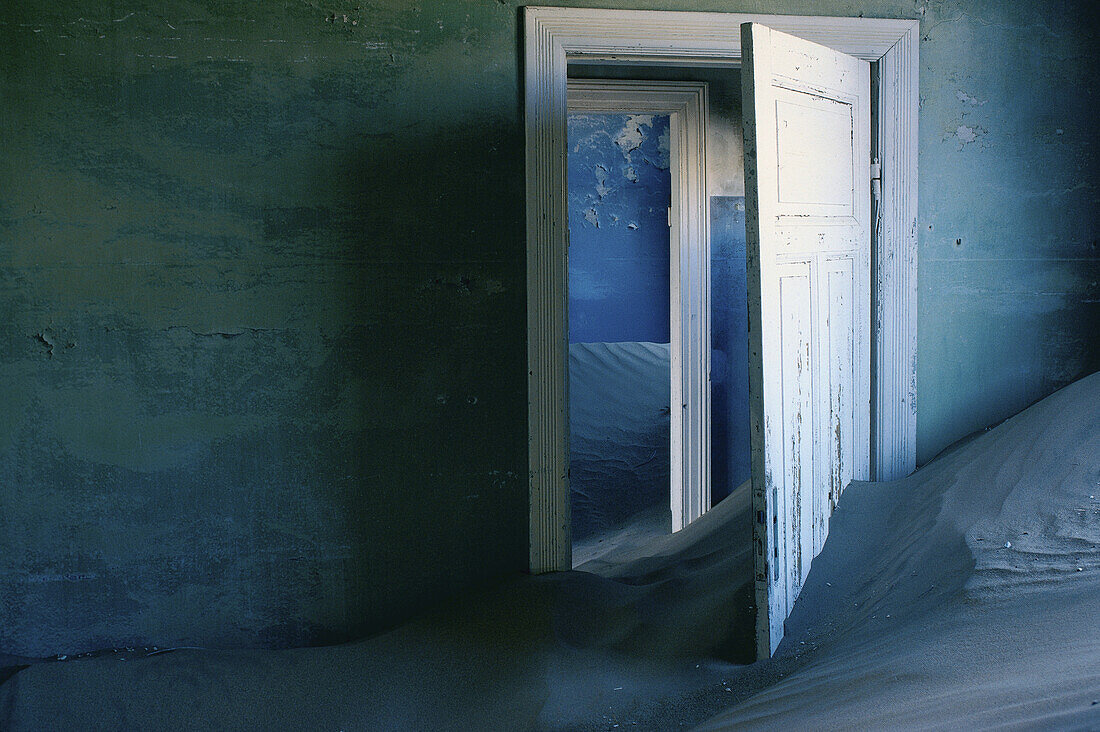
[951,124,988,148]
[955,90,986,106]
[656,126,671,170]
[613,114,654,156]
[594,164,611,199]
[956,125,979,143]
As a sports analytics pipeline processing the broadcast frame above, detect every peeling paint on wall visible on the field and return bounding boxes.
[567,113,672,343]
[954,124,983,144]
[955,90,986,106]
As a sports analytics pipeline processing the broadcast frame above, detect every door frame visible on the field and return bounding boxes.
[525,7,919,574]
[567,80,711,538]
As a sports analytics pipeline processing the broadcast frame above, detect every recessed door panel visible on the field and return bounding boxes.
[777,260,814,615]
[775,91,855,213]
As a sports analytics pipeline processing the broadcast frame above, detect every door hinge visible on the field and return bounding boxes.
[871,158,882,215]
[667,205,672,228]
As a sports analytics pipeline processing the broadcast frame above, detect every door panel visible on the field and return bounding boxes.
[742,22,871,658]
[774,92,855,212]
[777,261,813,620]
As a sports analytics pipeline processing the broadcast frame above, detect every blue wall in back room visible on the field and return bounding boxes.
[710,196,750,503]
[567,113,672,344]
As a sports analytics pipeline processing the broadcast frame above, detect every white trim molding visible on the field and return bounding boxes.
[568,79,711,538]
[525,7,919,574]
[872,22,920,483]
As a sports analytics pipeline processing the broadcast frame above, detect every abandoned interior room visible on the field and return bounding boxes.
[1,1,1098,729]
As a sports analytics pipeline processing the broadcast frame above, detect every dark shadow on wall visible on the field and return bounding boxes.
[225,119,533,648]
[0,109,531,656]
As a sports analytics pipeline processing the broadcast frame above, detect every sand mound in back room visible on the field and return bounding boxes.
[1,374,1098,730]
[568,340,672,550]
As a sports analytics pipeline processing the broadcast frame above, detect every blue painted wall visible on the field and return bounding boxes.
[710,196,751,503]
[567,113,672,344]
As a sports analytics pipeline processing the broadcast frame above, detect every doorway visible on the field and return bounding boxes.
[566,109,674,566]
[524,8,919,657]
[565,74,752,570]
[565,80,713,568]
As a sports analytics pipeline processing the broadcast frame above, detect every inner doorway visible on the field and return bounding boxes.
[565,73,752,570]
[566,109,674,566]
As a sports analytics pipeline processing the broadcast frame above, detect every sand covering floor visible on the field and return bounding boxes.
[568,341,672,545]
[1,374,1098,730]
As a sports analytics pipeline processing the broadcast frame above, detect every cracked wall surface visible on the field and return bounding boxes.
[1,0,1098,656]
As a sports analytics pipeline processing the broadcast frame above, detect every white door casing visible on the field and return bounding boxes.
[567,80,711,537]
[741,22,871,658]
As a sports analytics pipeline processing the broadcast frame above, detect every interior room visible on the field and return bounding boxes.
[566,66,753,572]
[1,2,1098,730]
[567,109,675,564]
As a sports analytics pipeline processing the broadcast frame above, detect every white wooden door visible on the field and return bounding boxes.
[741,22,871,658]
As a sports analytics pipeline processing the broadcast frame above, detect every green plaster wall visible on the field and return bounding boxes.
[1,0,1097,656]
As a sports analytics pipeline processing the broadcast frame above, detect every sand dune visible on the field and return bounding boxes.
[1,374,1098,730]
[569,341,671,543]
[699,371,1100,730]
